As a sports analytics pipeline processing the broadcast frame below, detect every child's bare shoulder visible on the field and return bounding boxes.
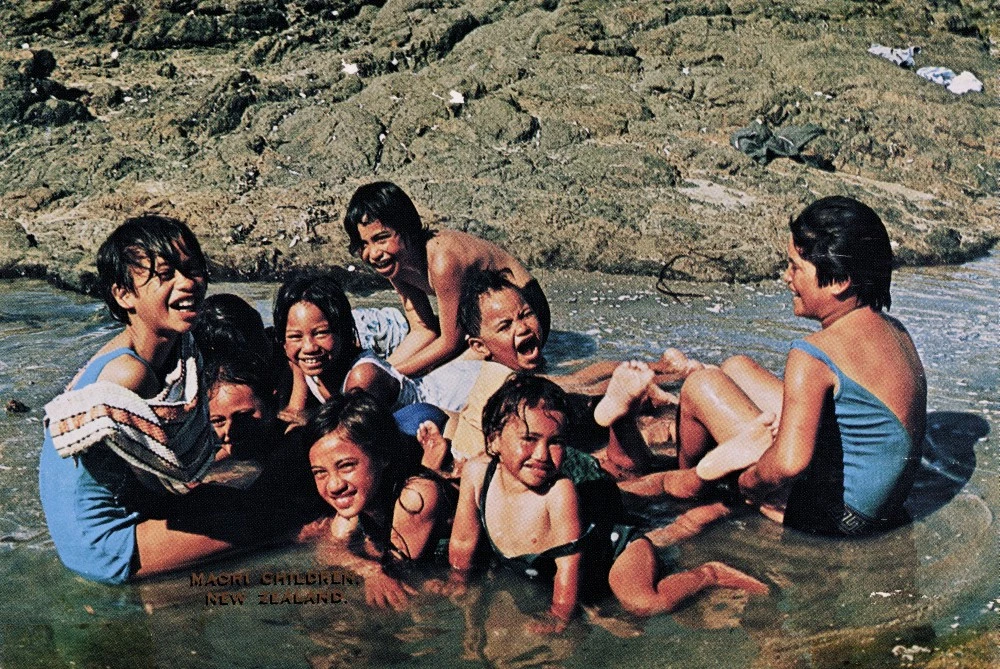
[460,456,491,482]
[96,353,158,396]
[398,476,441,516]
[546,476,580,505]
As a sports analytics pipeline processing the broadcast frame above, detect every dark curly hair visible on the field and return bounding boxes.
[481,374,572,457]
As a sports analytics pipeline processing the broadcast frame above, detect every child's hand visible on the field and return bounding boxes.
[364,570,417,610]
[423,569,468,598]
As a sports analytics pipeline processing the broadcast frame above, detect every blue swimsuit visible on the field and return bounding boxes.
[39,349,160,584]
[783,340,919,536]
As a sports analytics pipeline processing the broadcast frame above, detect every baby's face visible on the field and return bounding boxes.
[474,288,544,371]
[491,402,566,490]
[283,301,343,377]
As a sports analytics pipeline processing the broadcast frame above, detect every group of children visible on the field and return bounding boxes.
[39,184,926,631]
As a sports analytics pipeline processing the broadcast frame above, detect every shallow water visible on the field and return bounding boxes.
[1,254,997,668]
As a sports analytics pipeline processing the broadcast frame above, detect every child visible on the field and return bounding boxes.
[343,181,550,377]
[274,272,473,425]
[39,215,238,583]
[301,391,456,610]
[422,266,698,476]
[194,293,277,460]
[674,196,926,536]
[458,266,700,392]
[446,375,768,631]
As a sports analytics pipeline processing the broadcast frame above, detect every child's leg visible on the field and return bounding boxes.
[677,367,765,470]
[608,540,768,617]
[592,362,674,477]
[618,467,704,499]
[695,411,778,481]
[643,502,732,546]
[718,355,783,418]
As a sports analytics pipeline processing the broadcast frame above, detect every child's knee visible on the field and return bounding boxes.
[720,354,756,376]
[680,367,728,404]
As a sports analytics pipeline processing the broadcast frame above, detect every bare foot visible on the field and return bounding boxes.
[582,605,643,638]
[702,562,769,595]
[416,420,450,472]
[593,361,654,427]
[695,412,778,481]
[658,348,705,377]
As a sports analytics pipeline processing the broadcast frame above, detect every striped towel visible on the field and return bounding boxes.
[44,335,218,494]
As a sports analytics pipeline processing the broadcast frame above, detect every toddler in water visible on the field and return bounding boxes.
[446,375,767,632]
[660,196,927,535]
[343,181,550,377]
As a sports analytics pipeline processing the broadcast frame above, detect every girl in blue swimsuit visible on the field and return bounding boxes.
[673,196,927,536]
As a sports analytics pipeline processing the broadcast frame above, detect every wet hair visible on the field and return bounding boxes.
[343,181,429,256]
[195,294,276,404]
[193,294,272,370]
[272,272,361,382]
[482,374,571,457]
[790,196,893,311]
[96,214,207,323]
[457,266,524,337]
[202,357,275,411]
[305,390,423,507]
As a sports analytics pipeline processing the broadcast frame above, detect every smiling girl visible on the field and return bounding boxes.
[302,391,455,609]
[446,375,768,632]
[273,273,414,422]
[343,181,550,377]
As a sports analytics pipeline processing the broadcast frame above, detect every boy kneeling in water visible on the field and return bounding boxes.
[40,216,238,583]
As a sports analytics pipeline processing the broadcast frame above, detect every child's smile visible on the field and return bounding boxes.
[492,403,566,491]
[357,219,407,279]
[284,301,343,377]
[475,287,544,371]
[783,236,831,321]
[125,249,207,335]
[309,430,382,519]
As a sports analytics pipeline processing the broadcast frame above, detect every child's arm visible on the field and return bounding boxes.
[534,478,583,633]
[738,349,834,502]
[315,521,418,610]
[389,255,467,377]
[446,459,487,586]
[390,477,442,560]
[387,280,440,371]
[96,354,160,398]
[279,361,312,423]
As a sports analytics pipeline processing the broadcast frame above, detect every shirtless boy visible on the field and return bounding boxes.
[343,181,550,377]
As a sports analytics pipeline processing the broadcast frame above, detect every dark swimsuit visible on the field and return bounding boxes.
[478,453,647,599]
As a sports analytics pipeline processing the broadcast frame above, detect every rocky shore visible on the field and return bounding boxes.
[1,0,998,294]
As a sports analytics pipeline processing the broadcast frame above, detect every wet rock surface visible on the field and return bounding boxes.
[1,0,998,293]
